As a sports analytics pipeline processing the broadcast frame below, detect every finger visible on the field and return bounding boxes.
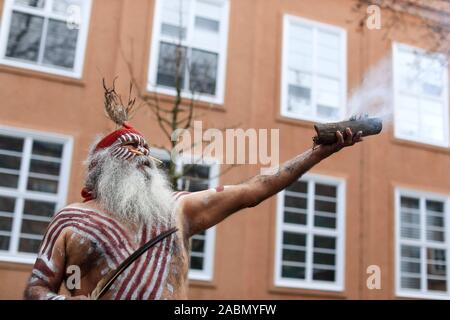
[336,131,344,145]
[345,128,353,144]
[353,131,363,143]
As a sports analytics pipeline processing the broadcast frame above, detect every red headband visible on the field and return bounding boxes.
[94,122,144,152]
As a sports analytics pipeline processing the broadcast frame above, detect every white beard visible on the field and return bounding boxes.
[93,154,175,226]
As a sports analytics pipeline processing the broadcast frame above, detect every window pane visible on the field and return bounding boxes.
[286,180,307,194]
[0,217,13,232]
[21,219,50,235]
[190,256,203,270]
[284,195,307,209]
[401,196,420,210]
[284,210,306,225]
[0,173,19,188]
[161,23,186,39]
[0,154,21,170]
[156,42,186,89]
[288,84,312,116]
[29,159,61,176]
[313,252,335,266]
[282,248,305,263]
[317,104,339,120]
[401,245,420,259]
[312,268,335,281]
[160,0,190,39]
[195,16,219,33]
[426,200,445,242]
[181,164,210,192]
[283,232,306,247]
[282,265,305,279]
[190,49,218,95]
[315,183,336,198]
[427,248,447,292]
[51,0,82,15]
[27,177,59,193]
[401,260,421,274]
[14,0,45,8]
[43,19,78,69]
[401,276,420,290]
[0,236,10,250]
[314,215,336,229]
[191,238,205,253]
[0,135,24,152]
[314,236,335,250]
[23,200,55,218]
[18,238,41,253]
[315,200,336,213]
[0,196,15,213]
[6,12,44,62]
[32,140,63,158]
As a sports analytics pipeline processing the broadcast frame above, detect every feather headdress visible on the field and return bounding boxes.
[102,78,136,127]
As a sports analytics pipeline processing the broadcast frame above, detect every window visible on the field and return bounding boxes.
[274,174,345,291]
[148,0,230,104]
[395,188,450,299]
[0,0,92,78]
[150,149,218,281]
[393,43,449,147]
[280,15,347,123]
[0,126,73,264]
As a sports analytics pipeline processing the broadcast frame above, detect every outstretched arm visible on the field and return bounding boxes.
[180,128,363,237]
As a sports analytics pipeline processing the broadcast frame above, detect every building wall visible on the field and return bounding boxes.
[0,0,448,299]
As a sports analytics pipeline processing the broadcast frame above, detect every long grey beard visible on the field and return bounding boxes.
[95,155,175,227]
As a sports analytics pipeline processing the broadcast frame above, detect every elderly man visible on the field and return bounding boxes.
[24,86,363,300]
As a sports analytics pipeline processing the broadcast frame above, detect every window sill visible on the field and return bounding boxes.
[0,63,86,87]
[0,254,36,266]
[275,114,322,130]
[188,276,217,289]
[390,134,450,154]
[145,87,226,112]
[269,283,346,299]
[396,290,450,300]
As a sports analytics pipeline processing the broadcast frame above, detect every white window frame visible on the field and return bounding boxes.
[395,187,450,299]
[274,173,346,292]
[0,0,92,78]
[147,0,230,105]
[0,125,73,264]
[150,149,218,281]
[280,15,347,123]
[392,42,450,148]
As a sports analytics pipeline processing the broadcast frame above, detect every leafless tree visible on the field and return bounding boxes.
[120,2,238,190]
[353,0,450,57]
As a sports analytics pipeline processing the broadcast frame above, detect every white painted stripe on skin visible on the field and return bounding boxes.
[129,223,162,299]
[41,209,134,258]
[40,221,122,267]
[42,218,127,269]
[155,234,174,300]
[68,227,118,269]
[120,223,160,300]
[32,269,49,283]
[142,231,173,300]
